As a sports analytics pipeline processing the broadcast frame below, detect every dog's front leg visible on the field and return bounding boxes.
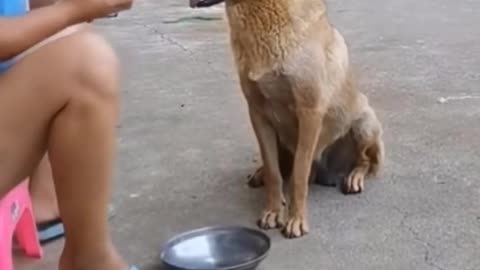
[283,108,324,238]
[240,77,285,229]
[248,107,286,229]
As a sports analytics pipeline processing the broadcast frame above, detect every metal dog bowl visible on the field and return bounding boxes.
[161,226,271,270]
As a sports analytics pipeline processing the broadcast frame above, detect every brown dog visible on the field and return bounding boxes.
[190,0,385,238]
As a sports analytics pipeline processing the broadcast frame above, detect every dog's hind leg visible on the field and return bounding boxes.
[342,103,384,194]
[312,132,357,187]
[248,139,293,188]
[247,166,265,188]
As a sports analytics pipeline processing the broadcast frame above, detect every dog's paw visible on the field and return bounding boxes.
[282,214,309,238]
[248,167,264,188]
[258,209,284,230]
[342,168,365,194]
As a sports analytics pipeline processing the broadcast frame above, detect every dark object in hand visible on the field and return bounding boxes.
[189,0,225,8]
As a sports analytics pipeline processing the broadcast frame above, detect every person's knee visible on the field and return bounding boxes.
[15,27,121,109]
[69,30,120,105]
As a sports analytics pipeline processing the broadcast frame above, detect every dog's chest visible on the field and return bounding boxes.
[255,75,298,151]
[256,74,293,103]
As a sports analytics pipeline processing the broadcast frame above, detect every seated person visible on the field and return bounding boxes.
[0,0,138,269]
[27,0,115,246]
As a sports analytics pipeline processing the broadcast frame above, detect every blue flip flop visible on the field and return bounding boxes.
[37,218,65,244]
[37,204,116,245]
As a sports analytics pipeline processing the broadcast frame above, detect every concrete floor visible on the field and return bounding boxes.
[16,0,480,269]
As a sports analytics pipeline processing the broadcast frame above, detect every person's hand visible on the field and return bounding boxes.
[61,0,133,23]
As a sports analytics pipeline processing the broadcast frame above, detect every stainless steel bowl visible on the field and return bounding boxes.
[161,226,271,270]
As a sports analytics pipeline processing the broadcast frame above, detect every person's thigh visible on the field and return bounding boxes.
[0,24,119,195]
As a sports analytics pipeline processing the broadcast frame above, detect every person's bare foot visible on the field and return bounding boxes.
[59,243,131,270]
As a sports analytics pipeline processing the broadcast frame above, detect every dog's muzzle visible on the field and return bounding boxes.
[189,0,225,8]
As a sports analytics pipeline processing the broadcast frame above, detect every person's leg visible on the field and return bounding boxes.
[29,0,58,9]
[0,24,129,270]
[29,153,67,244]
[30,154,59,224]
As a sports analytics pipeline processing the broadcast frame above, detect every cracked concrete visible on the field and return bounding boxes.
[15,0,480,270]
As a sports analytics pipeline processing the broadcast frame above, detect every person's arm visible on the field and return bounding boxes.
[0,0,132,61]
[0,2,80,61]
[29,0,58,9]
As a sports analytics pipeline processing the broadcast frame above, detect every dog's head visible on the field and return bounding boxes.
[189,0,225,8]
